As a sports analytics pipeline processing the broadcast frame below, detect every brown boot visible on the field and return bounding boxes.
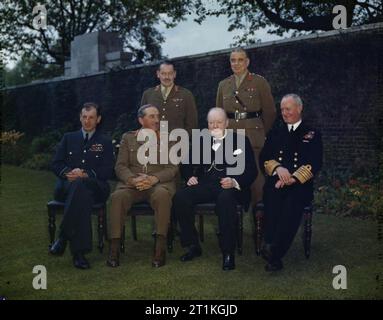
[152,235,166,268]
[106,238,120,267]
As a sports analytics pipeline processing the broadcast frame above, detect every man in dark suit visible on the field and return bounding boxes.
[49,102,114,269]
[260,94,323,272]
[173,108,257,271]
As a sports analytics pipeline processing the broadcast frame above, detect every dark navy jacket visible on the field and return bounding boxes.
[52,129,114,182]
[260,122,323,201]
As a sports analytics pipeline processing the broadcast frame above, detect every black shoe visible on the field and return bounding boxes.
[222,253,235,271]
[49,238,67,256]
[265,259,283,272]
[73,253,90,269]
[180,245,202,262]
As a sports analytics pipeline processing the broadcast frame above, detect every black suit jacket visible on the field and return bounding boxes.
[181,131,257,207]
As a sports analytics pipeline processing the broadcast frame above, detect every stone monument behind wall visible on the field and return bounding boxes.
[64,31,132,77]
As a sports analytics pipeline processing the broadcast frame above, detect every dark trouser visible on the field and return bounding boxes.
[263,182,307,261]
[54,178,109,255]
[173,183,238,254]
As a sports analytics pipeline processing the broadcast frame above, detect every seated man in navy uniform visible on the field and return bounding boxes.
[260,94,323,272]
[49,102,114,269]
[173,108,257,271]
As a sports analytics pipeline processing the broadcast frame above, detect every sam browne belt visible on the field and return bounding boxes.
[227,110,262,121]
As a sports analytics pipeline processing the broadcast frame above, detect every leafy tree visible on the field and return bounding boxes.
[193,0,383,45]
[0,0,191,70]
[4,54,61,86]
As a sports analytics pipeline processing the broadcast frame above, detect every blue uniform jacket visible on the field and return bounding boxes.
[52,129,114,182]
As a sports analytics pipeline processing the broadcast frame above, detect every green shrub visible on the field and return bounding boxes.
[1,130,29,165]
[30,131,62,154]
[21,153,52,171]
[314,167,382,220]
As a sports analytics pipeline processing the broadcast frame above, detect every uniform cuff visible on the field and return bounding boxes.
[264,160,281,176]
[292,165,313,184]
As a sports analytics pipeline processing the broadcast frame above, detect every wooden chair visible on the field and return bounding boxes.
[123,202,245,255]
[47,200,107,253]
[120,202,174,253]
[253,203,313,258]
[194,203,245,255]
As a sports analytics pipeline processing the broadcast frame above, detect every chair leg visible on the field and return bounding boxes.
[253,205,264,256]
[131,216,138,241]
[47,206,56,248]
[198,215,204,242]
[303,207,313,259]
[167,221,174,253]
[237,208,243,255]
[103,207,108,241]
[97,208,105,253]
[120,225,125,253]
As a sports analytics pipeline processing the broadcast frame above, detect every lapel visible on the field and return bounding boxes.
[166,84,178,101]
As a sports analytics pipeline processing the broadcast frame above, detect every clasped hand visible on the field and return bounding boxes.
[129,173,159,191]
[275,167,296,189]
[65,168,88,181]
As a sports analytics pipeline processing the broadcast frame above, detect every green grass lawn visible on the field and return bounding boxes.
[0,165,382,300]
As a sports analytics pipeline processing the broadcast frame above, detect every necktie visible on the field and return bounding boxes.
[289,125,294,133]
[84,133,89,145]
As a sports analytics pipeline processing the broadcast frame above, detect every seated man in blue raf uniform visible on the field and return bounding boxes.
[49,102,114,269]
[260,94,323,272]
[173,108,257,271]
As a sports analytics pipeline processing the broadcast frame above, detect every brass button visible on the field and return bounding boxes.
[294,158,298,161]
[294,152,298,156]
[82,160,85,163]
[279,150,283,154]
[294,164,298,168]
[278,157,282,161]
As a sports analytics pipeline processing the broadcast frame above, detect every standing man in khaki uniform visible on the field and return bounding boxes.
[106,104,178,268]
[216,48,276,212]
[141,61,198,136]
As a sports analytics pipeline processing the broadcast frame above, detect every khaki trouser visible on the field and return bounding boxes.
[109,184,174,239]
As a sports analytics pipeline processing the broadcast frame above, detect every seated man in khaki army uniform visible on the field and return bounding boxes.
[107,104,178,268]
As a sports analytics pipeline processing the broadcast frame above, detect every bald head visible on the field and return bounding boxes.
[207,108,229,136]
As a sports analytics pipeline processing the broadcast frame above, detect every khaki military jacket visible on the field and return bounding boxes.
[115,130,178,193]
[141,85,198,135]
[216,73,276,150]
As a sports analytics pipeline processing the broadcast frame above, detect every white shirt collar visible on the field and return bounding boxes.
[211,129,228,151]
[288,120,302,132]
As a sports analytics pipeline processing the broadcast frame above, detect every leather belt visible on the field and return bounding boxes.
[227,111,262,121]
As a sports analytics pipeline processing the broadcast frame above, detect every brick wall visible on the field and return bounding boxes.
[3,24,383,170]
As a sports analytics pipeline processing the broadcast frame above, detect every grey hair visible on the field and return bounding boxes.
[137,104,159,118]
[207,107,228,121]
[281,93,303,107]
